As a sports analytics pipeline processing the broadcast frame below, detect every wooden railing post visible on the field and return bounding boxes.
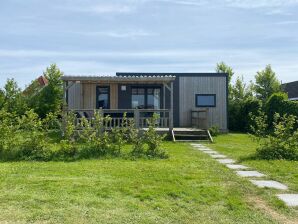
[134,108,139,128]
[169,82,174,131]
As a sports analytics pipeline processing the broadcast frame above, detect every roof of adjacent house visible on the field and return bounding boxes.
[116,72,228,77]
[61,75,176,83]
[282,81,298,100]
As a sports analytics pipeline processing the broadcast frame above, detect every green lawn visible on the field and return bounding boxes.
[208,134,298,192]
[0,135,297,223]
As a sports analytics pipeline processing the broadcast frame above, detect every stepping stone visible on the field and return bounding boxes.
[217,159,235,164]
[203,150,218,154]
[210,154,227,159]
[195,148,212,151]
[250,180,288,190]
[277,194,298,207]
[236,171,265,177]
[226,164,249,170]
[191,144,204,147]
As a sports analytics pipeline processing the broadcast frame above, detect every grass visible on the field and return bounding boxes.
[0,136,297,223]
[209,133,298,192]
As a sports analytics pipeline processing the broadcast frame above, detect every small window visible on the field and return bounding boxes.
[195,94,216,107]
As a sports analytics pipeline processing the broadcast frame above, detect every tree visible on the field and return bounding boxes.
[29,64,63,118]
[1,79,27,114]
[216,62,234,99]
[254,65,280,102]
[0,89,4,109]
[232,76,253,101]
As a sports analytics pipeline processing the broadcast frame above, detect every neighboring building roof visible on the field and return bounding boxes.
[116,72,228,77]
[61,75,176,83]
[282,81,298,100]
[23,75,48,96]
[37,76,48,86]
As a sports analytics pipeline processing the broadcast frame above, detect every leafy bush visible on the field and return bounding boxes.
[0,109,169,161]
[229,98,262,132]
[265,92,298,130]
[143,113,167,158]
[252,113,298,160]
[209,125,220,136]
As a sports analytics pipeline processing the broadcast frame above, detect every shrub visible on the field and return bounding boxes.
[0,110,21,160]
[265,92,298,130]
[17,110,52,161]
[229,98,262,132]
[143,113,167,158]
[57,140,78,160]
[209,125,219,136]
[254,113,298,160]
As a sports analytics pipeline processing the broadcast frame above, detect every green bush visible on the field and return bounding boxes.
[209,126,220,136]
[254,113,298,160]
[229,98,262,132]
[0,109,169,161]
[265,92,298,130]
[144,114,168,158]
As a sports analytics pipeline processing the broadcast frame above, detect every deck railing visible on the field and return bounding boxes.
[66,109,171,129]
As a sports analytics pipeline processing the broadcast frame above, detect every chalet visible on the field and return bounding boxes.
[62,73,228,140]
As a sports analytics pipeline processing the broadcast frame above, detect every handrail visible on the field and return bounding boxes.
[66,108,171,129]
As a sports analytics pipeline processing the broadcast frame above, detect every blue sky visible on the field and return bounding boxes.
[0,0,298,88]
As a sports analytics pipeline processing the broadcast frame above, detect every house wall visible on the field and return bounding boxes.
[67,82,81,109]
[67,83,118,110]
[178,76,227,131]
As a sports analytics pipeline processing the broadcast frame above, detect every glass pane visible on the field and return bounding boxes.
[147,88,160,109]
[97,87,109,109]
[132,88,145,109]
[197,95,215,106]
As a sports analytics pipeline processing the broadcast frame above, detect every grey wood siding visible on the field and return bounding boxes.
[67,82,81,109]
[179,76,227,130]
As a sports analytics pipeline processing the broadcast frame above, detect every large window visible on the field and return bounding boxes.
[132,88,145,109]
[195,94,216,107]
[97,86,110,109]
[147,88,160,109]
[131,87,161,109]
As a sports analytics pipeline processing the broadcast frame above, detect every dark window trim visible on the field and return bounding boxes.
[131,86,161,109]
[195,94,216,107]
[96,86,110,109]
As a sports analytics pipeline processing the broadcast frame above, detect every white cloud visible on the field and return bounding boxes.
[157,0,207,6]
[66,3,134,14]
[78,30,157,38]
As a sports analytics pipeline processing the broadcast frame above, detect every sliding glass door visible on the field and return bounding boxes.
[131,87,161,109]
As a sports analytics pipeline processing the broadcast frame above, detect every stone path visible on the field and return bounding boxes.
[236,171,265,177]
[190,143,298,207]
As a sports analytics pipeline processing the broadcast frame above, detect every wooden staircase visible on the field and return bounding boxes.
[171,128,213,142]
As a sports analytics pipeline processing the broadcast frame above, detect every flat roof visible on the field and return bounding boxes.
[62,75,176,83]
[116,72,228,77]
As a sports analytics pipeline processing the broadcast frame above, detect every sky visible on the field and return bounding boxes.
[0,0,298,88]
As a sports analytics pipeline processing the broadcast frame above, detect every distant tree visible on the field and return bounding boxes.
[254,65,281,102]
[216,62,234,98]
[232,76,253,101]
[29,64,63,118]
[0,89,4,109]
[1,78,27,114]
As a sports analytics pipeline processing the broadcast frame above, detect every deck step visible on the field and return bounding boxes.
[172,129,212,142]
